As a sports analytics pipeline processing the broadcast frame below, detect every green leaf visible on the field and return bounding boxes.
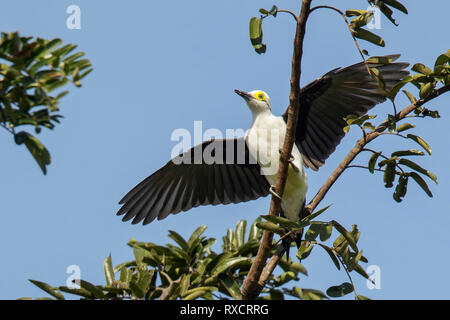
[58,286,93,299]
[269,5,278,17]
[293,287,328,300]
[326,282,354,298]
[130,269,153,298]
[368,152,381,174]
[367,56,393,64]
[412,63,433,76]
[354,264,371,281]
[113,260,136,274]
[237,240,260,256]
[345,9,366,17]
[261,214,298,228]
[393,174,408,202]
[168,230,189,251]
[409,172,433,197]
[434,54,450,73]
[363,121,375,131]
[218,274,241,300]
[182,287,217,300]
[383,160,396,188]
[317,244,340,270]
[266,289,284,300]
[350,12,374,29]
[319,223,333,242]
[383,0,408,14]
[352,28,385,47]
[419,82,435,99]
[249,17,266,54]
[256,222,285,235]
[248,217,262,241]
[377,2,397,26]
[235,220,246,248]
[281,259,308,276]
[188,225,207,247]
[305,223,321,241]
[276,271,297,286]
[399,159,437,183]
[369,67,386,90]
[119,266,133,284]
[406,134,432,155]
[422,108,441,118]
[301,205,331,222]
[21,132,51,174]
[331,221,358,252]
[391,149,424,157]
[179,274,191,297]
[387,115,397,132]
[79,280,105,299]
[104,254,115,286]
[402,90,417,104]
[29,280,65,300]
[389,76,412,99]
[212,257,251,276]
[183,290,208,300]
[396,123,415,132]
[132,246,146,267]
[297,242,313,260]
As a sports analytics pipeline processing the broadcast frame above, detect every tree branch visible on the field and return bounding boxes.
[241,0,312,300]
[306,84,450,214]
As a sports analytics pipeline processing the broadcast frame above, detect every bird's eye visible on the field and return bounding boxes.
[258,94,264,100]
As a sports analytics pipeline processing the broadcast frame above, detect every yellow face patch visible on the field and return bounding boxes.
[253,91,266,101]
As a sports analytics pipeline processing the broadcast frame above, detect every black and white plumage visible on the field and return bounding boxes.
[117,55,409,225]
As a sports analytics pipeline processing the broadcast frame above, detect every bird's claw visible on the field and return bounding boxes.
[279,149,299,172]
[278,148,295,162]
[289,160,299,172]
[269,185,282,199]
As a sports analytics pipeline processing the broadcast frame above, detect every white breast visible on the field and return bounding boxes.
[246,114,308,221]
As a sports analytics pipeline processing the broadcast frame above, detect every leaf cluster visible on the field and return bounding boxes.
[28,214,371,300]
[0,32,92,174]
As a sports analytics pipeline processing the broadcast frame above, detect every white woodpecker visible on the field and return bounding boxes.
[117,55,408,228]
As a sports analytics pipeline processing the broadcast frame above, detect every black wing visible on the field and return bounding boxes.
[284,54,409,170]
[117,138,270,225]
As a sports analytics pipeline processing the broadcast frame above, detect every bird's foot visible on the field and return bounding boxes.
[269,185,282,199]
[278,149,299,172]
[289,160,300,172]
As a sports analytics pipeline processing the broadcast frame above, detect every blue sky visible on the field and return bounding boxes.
[0,0,449,299]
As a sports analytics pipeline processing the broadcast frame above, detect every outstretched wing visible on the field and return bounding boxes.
[285,54,409,170]
[117,138,270,225]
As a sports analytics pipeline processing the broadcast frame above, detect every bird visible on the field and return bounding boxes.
[117,55,408,228]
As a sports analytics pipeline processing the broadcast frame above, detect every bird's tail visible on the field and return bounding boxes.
[280,202,306,260]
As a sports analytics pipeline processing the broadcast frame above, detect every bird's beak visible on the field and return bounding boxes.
[234,89,253,102]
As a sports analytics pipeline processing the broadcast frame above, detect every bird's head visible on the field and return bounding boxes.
[235,89,271,114]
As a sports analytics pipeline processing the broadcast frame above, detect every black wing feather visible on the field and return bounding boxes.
[284,54,409,170]
[117,138,270,225]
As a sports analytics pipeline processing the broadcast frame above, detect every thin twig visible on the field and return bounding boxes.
[277,9,298,22]
[347,165,386,173]
[335,254,359,300]
[310,5,373,76]
[347,164,404,176]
